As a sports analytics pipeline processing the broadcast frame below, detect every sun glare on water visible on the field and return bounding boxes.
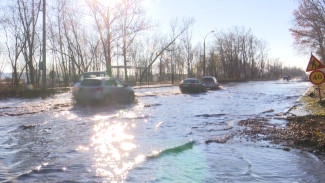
[90,120,144,181]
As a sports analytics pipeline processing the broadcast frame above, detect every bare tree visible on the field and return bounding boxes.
[212,27,270,80]
[48,0,70,85]
[17,0,42,85]
[4,24,25,86]
[138,20,193,84]
[136,32,162,84]
[290,0,325,62]
[117,0,150,81]
[1,1,27,86]
[256,39,269,79]
[181,18,195,77]
[86,0,121,76]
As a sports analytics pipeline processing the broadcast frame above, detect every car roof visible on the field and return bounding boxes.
[83,77,107,80]
[82,71,106,74]
[203,76,215,78]
[184,78,199,80]
[83,77,119,80]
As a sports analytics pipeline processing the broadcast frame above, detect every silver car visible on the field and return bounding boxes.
[74,77,135,104]
[202,76,219,89]
[72,71,107,96]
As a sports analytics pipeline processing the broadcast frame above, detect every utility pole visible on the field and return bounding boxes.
[42,0,47,93]
[106,7,112,77]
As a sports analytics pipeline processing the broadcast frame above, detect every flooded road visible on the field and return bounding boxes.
[1,80,324,182]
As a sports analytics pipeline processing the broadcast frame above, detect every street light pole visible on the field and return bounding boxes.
[203,30,215,76]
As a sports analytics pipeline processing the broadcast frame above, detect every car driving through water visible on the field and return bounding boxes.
[73,77,135,104]
[179,78,207,93]
[202,76,219,89]
[72,71,107,97]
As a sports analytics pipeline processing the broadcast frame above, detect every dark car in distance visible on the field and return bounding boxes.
[179,78,207,93]
[283,76,291,81]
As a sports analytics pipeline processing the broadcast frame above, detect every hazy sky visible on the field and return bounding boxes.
[144,0,308,70]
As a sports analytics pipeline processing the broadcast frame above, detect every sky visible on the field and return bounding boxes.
[0,0,308,74]
[144,0,309,70]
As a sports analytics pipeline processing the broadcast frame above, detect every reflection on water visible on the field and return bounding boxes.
[90,116,144,181]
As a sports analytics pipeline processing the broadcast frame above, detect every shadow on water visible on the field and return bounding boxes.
[195,113,227,118]
[146,141,195,160]
[69,100,138,117]
[19,121,49,130]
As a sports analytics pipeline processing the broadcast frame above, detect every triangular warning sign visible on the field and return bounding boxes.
[306,55,325,72]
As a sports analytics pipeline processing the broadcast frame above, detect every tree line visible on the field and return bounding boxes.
[0,0,308,87]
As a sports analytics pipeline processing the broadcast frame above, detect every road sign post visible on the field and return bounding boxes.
[306,55,325,102]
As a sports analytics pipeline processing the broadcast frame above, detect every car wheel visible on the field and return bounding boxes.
[127,92,135,103]
[103,94,112,105]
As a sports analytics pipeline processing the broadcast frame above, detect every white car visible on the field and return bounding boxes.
[202,76,219,89]
[74,77,135,104]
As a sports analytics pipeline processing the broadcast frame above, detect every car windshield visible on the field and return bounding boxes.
[79,72,106,81]
[81,79,101,86]
[203,78,214,82]
[84,73,105,78]
[106,79,117,86]
[182,79,197,84]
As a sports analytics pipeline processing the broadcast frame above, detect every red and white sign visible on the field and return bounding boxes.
[309,70,325,85]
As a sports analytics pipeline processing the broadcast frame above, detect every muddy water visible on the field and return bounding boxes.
[0,80,324,182]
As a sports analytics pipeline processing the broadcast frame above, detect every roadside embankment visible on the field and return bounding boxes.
[239,83,325,153]
[285,83,325,152]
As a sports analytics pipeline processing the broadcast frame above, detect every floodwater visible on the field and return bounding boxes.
[0,80,324,182]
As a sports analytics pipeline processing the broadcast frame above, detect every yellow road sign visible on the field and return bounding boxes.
[309,70,325,85]
[306,55,325,72]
